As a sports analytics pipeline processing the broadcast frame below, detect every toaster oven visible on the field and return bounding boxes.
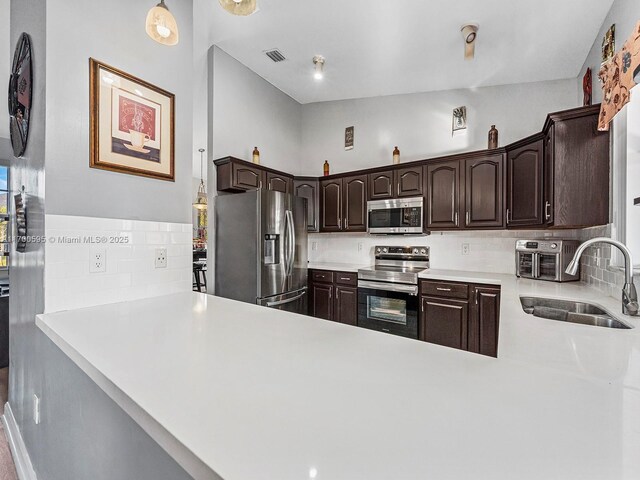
[515,240,580,282]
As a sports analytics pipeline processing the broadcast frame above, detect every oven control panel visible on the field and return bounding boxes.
[375,246,429,259]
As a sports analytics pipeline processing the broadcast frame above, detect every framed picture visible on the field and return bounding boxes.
[345,126,354,150]
[452,106,467,133]
[89,58,175,181]
[602,24,616,64]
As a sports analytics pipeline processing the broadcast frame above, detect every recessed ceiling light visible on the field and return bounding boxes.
[313,55,325,80]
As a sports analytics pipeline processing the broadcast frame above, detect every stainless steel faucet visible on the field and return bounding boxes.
[565,237,639,316]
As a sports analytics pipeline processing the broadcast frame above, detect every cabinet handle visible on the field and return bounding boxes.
[329,288,332,299]
[545,201,551,220]
[466,211,470,226]
[344,218,347,230]
[338,216,342,230]
[436,287,452,292]
[397,183,400,197]
[475,290,478,305]
[421,301,424,313]
[454,212,459,226]
[259,180,263,189]
[506,209,510,225]
[340,277,350,281]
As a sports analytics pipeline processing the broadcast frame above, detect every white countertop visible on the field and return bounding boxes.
[36,272,640,480]
[307,262,368,273]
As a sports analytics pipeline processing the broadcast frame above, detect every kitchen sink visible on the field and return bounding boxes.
[519,296,633,329]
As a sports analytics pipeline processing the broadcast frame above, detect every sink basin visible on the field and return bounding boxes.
[519,296,633,329]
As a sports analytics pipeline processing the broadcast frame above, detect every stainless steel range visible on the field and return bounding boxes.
[357,246,430,339]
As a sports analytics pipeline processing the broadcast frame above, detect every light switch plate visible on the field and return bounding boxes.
[33,394,40,424]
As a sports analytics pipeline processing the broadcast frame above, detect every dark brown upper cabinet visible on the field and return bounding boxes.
[506,136,544,228]
[426,160,460,229]
[215,158,265,192]
[368,170,394,200]
[320,178,343,232]
[367,166,423,200]
[543,105,610,228]
[464,154,505,229]
[266,172,293,194]
[342,175,368,232]
[294,177,319,232]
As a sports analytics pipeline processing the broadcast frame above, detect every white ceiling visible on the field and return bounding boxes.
[203,0,614,104]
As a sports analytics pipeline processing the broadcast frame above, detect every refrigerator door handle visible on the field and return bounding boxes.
[265,289,307,307]
[285,210,295,276]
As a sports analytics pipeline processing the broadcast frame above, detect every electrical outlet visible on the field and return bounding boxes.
[462,243,470,256]
[312,242,318,251]
[90,248,106,273]
[358,243,363,252]
[155,248,167,268]
[33,394,40,424]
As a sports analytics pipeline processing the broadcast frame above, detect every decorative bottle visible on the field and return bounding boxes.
[323,160,330,176]
[488,126,499,149]
[252,147,260,164]
[393,146,400,165]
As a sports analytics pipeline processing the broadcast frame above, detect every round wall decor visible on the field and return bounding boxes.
[8,33,33,158]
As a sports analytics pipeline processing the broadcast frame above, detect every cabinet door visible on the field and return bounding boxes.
[232,162,264,190]
[342,175,368,232]
[368,171,394,200]
[266,172,292,194]
[506,140,544,227]
[420,297,468,350]
[311,283,333,321]
[320,179,342,232]
[426,161,460,229]
[395,166,424,198]
[469,287,500,358]
[335,286,358,326]
[464,155,504,228]
[543,129,554,226]
[294,179,319,232]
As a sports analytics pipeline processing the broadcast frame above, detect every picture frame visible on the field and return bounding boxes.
[345,126,354,150]
[452,106,467,133]
[89,58,175,181]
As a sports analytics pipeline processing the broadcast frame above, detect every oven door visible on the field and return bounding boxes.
[516,251,536,279]
[537,253,560,281]
[357,281,419,339]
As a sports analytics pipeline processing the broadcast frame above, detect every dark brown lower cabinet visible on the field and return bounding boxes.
[469,286,501,357]
[308,270,358,326]
[311,283,333,320]
[334,286,358,326]
[420,297,468,350]
[419,280,500,357]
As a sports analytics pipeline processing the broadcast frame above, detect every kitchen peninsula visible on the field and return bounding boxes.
[36,273,640,480]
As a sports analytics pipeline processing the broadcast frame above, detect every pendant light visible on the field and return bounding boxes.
[219,0,257,16]
[193,149,208,210]
[313,56,325,80]
[146,0,179,46]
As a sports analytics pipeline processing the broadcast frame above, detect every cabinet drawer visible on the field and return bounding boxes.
[420,280,469,299]
[334,272,357,286]
[311,270,334,284]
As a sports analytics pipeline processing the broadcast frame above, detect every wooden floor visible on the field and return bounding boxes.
[0,369,17,480]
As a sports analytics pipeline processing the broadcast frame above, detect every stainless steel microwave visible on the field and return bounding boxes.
[367,197,424,235]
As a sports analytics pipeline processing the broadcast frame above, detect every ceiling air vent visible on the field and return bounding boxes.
[265,49,286,63]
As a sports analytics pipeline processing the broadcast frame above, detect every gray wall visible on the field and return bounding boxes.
[8,0,47,461]
[578,0,640,104]
[32,328,191,480]
[300,79,579,175]
[44,0,194,224]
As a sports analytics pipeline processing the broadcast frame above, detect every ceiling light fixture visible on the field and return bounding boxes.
[219,0,257,16]
[313,55,325,80]
[193,148,208,210]
[461,24,479,60]
[146,0,179,46]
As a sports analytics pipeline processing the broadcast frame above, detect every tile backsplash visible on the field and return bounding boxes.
[309,224,625,300]
[44,215,192,313]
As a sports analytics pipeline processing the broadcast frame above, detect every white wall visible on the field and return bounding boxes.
[210,46,303,173]
[0,0,9,142]
[44,0,194,224]
[300,79,578,175]
[578,0,640,104]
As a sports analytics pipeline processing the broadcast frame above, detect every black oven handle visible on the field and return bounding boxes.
[358,280,418,295]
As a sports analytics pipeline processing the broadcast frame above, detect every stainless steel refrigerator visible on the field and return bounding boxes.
[214,189,308,314]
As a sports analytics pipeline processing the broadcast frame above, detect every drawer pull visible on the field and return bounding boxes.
[436,287,452,292]
[340,277,351,281]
